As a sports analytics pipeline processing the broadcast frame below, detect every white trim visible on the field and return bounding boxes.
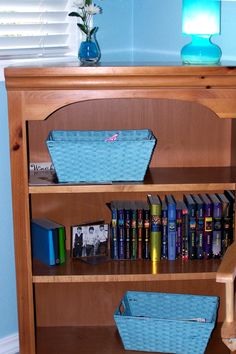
[0,333,19,354]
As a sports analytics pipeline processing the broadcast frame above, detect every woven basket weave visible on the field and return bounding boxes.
[114,291,219,354]
[46,129,156,183]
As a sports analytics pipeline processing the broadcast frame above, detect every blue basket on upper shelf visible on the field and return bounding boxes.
[114,291,219,354]
[46,129,157,183]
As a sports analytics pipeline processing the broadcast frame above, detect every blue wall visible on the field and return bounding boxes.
[96,0,236,62]
[0,81,18,338]
[1,0,236,343]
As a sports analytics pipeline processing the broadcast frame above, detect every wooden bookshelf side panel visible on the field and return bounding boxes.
[34,280,226,327]
[28,98,232,169]
[7,91,36,353]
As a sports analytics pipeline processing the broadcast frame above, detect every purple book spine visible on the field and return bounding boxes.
[212,200,222,258]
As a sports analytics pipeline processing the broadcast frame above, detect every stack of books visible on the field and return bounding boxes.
[109,191,235,261]
[31,219,66,266]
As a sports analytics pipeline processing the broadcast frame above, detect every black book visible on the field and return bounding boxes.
[117,201,125,259]
[217,193,231,256]
[142,201,150,260]
[224,190,235,246]
[180,201,189,260]
[199,194,213,259]
[124,201,131,259]
[110,201,119,260]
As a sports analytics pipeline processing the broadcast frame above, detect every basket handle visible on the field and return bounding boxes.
[118,301,126,316]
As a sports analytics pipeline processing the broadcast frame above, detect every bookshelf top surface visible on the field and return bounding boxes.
[4,60,236,77]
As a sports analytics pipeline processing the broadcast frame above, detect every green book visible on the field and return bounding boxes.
[147,195,162,261]
[57,226,66,264]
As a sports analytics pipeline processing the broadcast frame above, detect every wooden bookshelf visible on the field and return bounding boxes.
[5,63,236,354]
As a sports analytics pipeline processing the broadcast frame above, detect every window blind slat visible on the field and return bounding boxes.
[0,0,77,59]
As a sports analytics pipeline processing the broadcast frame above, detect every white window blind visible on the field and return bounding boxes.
[0,0,77,60]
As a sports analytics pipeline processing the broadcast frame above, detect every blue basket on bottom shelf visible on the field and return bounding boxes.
[114,291,219,354]
[46,129,157,183]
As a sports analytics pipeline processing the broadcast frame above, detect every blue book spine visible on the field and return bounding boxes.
[111,203,119,260]
[166,195,176,261]
[117,203,125,259]
[161,201,168,259]
[181,202,189,260]
[176,202,182,259]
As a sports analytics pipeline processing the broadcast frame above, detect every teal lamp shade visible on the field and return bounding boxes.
[181,0,222,64]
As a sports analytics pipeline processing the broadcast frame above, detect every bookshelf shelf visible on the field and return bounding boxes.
[29,167,236,194]
[5,63,236,353]
[36,323,229,354]
[32,257,221,283]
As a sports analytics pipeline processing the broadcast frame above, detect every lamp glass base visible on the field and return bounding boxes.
[181,35,222,65]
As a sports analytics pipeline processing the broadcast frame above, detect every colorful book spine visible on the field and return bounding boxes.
[148,194,162,261]
[165,194,176,261]
[110,201,119,260]
[180,201,189,260]
[57,226,66,264]
[176,201,183,259]
[130,202,137,259]
[136,201,144,260]
[161,200,168,259]
[117,201,125,259]
[217,193,231,255]
[184,194,196,260]
[192,194,204,260]
[143,202,150,259]
[124,202,131,259]
[208,194,222,258]
[224,190,235,246]
[199,194,213,259]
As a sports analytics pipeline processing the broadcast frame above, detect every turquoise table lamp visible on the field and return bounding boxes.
[181,0,222,65]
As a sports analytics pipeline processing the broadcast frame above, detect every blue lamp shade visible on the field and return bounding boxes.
[181,0,222,64]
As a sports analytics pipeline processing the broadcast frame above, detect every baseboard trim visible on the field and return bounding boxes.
[0,333,19,354]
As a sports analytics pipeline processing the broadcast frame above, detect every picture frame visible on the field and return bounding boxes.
[71,222,109,259]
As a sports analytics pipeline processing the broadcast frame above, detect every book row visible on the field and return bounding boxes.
[30,190,235,266]
[109,190,235,261]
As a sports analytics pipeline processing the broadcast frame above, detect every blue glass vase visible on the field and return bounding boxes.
[78,31,101,64]
[181,35,222,65]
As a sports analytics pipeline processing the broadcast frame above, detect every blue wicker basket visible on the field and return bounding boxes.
[114,291,219,354]
[46,129,156,183]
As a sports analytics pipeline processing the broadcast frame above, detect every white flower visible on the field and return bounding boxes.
[73,0,85,9]
[84,4,101,15]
